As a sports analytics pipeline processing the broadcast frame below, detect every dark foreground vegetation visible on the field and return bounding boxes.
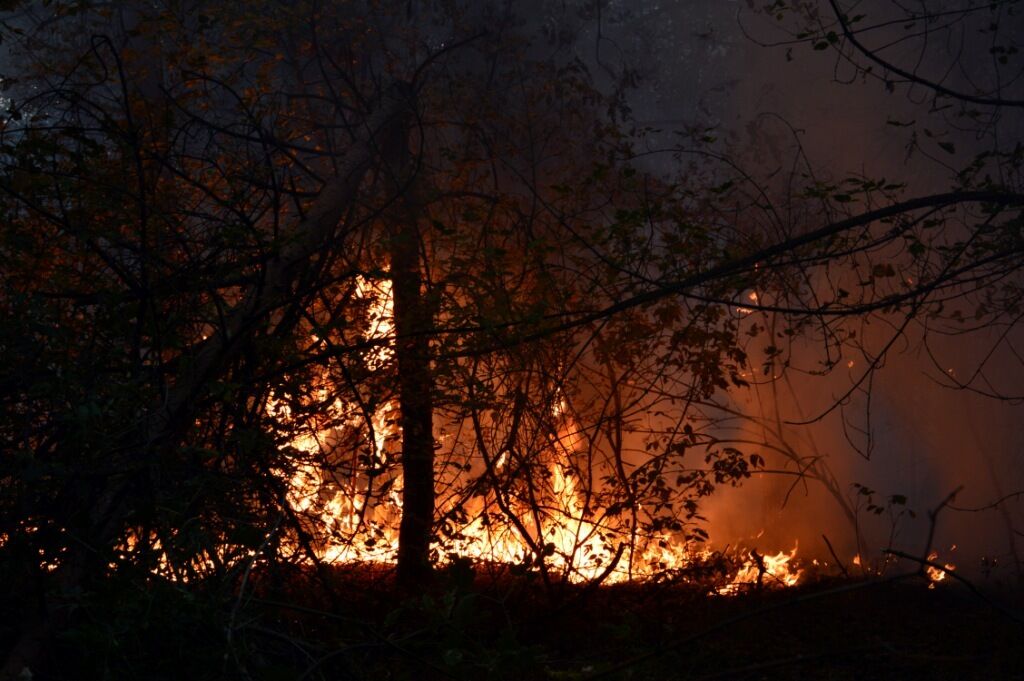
[4,564,1022,681]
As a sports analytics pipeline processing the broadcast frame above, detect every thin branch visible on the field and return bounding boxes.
[828,0,1024,108]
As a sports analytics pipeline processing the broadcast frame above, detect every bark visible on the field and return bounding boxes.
[391,197,437,587]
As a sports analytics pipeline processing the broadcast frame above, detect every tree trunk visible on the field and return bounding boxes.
[391,211,436,587]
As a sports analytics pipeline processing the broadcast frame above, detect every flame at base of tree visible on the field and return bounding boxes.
[284,459,804,592]
[280,404,805,592]
[266,277,807,592]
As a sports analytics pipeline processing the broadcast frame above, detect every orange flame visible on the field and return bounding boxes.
[925,550,955,588]
[272,280,808,591]
[716,545,803,595]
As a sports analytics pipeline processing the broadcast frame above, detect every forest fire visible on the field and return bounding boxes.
[275,282,807,593]
[284,448,806,592]
[3,0,1022,678]
[715,546,802,595]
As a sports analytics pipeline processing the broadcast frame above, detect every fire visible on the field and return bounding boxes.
[269,280,808,592]
[30,283,947,596]
[925,550,955,588]
[737,290,759,315]
[36,275,806,593]
[715,545,803,595]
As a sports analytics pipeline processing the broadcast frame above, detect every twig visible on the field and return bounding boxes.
[410,31,489,91]
[750,549,766,589]
[821,533,849,578]
[950,490,1024,512]
[551,543,628,618]
[920,486,963,575]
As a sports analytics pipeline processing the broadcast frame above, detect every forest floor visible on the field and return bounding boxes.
[18,561,1024,680]
[242,562,1024,681]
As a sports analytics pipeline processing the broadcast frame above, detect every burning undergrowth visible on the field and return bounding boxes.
[223,279,970,596]
[252,277,814,594]
[84,277,968,597]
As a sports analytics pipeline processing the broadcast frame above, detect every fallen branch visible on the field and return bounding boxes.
[821,533,849,578]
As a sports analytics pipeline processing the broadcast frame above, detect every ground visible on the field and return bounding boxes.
[10,563,1023,680]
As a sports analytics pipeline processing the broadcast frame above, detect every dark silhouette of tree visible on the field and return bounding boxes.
[1,0,1022,677]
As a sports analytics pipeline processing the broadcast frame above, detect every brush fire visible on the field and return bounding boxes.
[20,276,960,599]
[269,280,816,593]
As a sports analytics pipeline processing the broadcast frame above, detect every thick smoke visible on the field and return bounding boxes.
[581,0,1024,579]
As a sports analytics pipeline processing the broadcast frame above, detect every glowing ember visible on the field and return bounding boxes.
[925,550,955,588]
[737,290,759,315]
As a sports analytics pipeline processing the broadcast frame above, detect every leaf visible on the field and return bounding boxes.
[872,263,896,278]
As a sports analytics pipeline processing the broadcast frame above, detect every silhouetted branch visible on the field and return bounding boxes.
[821,534,849,578]
[827,0,1024,108]
[950,491,1024,512]
[921,486,963,573]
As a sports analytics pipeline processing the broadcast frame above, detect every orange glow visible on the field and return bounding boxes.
[925,550,955,588]
[269,280,808,590]
[715,545,803,595]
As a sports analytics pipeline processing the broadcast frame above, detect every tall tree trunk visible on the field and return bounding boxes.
[391,211,436,587]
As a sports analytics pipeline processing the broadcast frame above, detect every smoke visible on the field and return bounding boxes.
[566,0,1024,579]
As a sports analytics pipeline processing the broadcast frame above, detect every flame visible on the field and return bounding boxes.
[715,545,803,595]
[89,275,810,592]
[736,290,759,315]
[264,279,810,591]
[925,550,955,588]
[48,277,810,592]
